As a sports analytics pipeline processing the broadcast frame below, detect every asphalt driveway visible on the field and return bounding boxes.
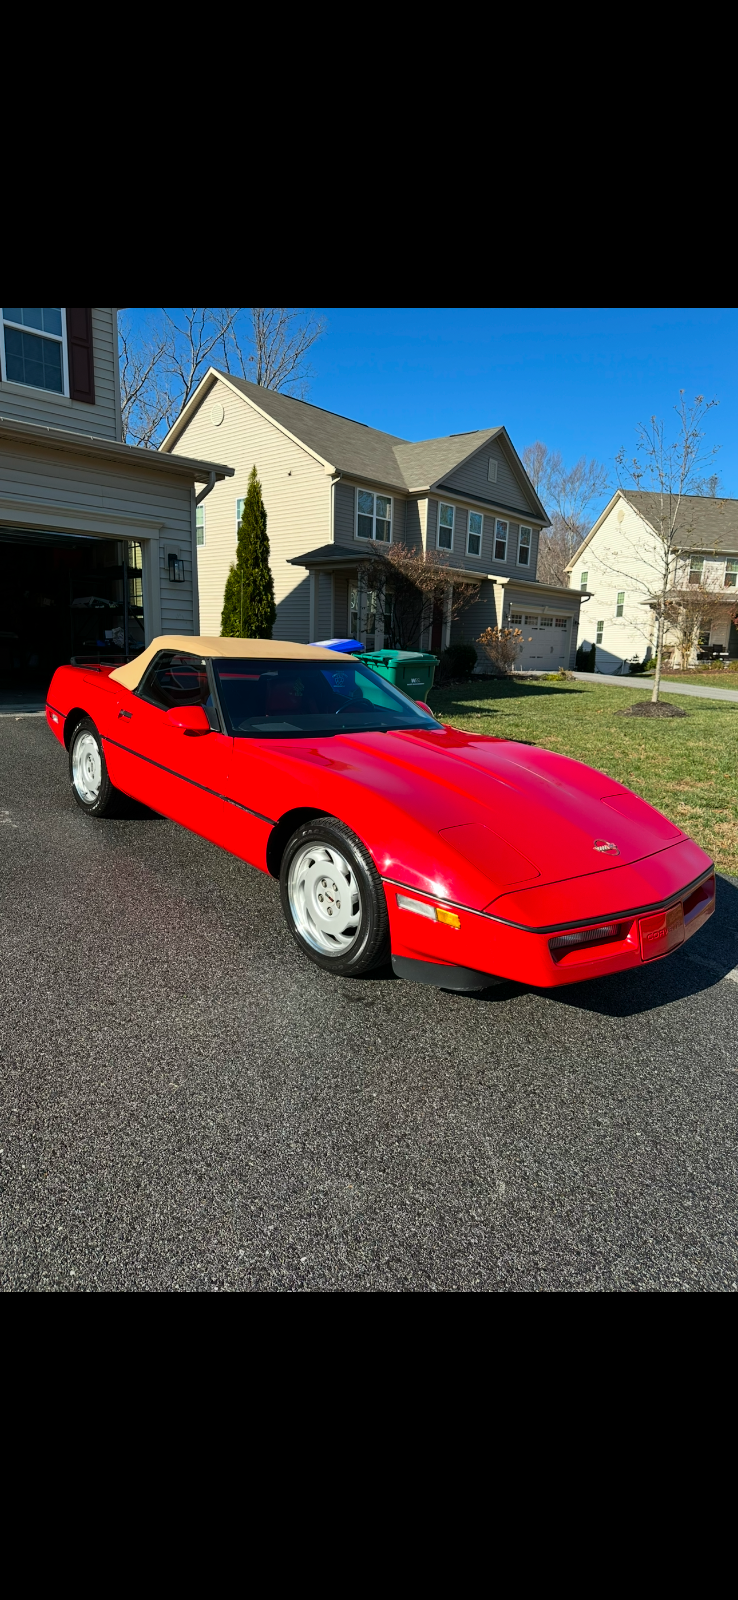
[2,716,737,1293]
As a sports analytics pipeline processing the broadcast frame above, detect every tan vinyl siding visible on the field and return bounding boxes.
[168,377,329,639]
[0,308,121,440]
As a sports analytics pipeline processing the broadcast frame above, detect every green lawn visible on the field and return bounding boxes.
[429,677,738,876]
[653,670,738,687]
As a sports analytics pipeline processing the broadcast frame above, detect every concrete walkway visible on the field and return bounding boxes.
[571,671,738,704]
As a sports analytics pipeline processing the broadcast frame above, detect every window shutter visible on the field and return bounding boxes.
[66,308,95,403]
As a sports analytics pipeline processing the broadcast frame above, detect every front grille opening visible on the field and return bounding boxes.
[549,922,627,962]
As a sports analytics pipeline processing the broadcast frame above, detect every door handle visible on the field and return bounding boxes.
[118,709,132,720]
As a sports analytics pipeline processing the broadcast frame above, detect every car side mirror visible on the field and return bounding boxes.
[166,705,211,736]
[415,701,433,715]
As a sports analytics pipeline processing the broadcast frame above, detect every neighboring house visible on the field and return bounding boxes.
[0,308,232,696]
[567,491,738,671]
[161,371,584,669]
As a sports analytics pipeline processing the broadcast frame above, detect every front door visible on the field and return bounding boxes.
[112,650,232,842]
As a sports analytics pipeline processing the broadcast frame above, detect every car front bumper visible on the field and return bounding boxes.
[383,852,716,989]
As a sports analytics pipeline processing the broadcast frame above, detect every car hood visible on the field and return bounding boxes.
[309,724,685,898]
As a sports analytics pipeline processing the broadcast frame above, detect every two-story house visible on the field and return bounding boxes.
[567,490,738,670]
[161,371,584,669]
[0,308,232,703]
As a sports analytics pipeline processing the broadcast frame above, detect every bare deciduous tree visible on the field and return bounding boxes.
[614,393,720,701]
[523,442,609,586]
[233,308,326,395]
[361,545,480,650]
[119,307,325,448]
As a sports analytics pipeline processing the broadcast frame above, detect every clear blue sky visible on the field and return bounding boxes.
[128,308,737,509]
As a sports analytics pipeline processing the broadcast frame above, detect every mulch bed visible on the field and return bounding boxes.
[616,702,687,718]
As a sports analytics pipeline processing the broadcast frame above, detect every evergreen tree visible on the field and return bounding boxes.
[220,466,276,638]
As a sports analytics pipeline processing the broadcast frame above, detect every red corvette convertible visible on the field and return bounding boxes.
[45,636,715,992]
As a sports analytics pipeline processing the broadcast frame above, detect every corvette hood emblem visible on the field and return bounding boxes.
[593,838,620,854]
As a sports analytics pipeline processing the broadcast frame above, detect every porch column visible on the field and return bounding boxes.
[442,583,453,650]
[309,569,318,641]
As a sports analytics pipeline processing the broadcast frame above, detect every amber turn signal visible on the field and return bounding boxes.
[436,907,461,929]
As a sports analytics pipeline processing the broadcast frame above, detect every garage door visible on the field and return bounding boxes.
[0,528,145,697]
[510,611,570,670]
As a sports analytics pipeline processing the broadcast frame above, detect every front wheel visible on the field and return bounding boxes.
[280,817,390,977]
[69,718,123,817]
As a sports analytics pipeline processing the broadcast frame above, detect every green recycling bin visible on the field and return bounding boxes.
[361,649,439,701]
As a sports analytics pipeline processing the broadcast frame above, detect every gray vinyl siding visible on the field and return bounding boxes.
[332,573,350,635]
[0,435,199,641]
[334,480,407,551]
[449,583,498,654]
[404,499,423,551]
[334,480,355,546]
[442,437,537,518]
[426,497,539,580]
[0,308,121,441]
[317,571,332,638]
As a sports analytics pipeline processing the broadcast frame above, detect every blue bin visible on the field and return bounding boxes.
[311,638,365,654]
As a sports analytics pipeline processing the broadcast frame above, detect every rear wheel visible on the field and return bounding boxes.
[280,817,390,977]
[68,718,123,818]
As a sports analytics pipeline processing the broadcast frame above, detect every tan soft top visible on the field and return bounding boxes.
[108,635,353,692]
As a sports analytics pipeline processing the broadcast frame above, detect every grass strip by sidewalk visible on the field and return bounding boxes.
[430,677,738,875]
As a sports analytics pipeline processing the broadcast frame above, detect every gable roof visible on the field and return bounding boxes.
[161,370,547,519]
[567,489,738,569]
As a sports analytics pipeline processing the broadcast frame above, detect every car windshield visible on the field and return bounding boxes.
[212,658,439,738]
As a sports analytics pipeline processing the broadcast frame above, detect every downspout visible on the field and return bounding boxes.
[195,470,217,507]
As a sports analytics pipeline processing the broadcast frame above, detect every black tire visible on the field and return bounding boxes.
[68,717,124,818]
[279,816,390,978]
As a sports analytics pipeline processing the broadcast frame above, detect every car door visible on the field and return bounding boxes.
[112,649,232,843]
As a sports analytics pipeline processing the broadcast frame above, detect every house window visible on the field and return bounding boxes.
[616,591,625,617]
[524,614,539,629]
[554,617,568,629]
[0,307,67,394]
[467,510,483,557]
[689,557,704,585]
[510,611,522,625]
[487,459,498,483]
[596,620,604,644]
[494,520,508,561]
[356,490,392,542]
[724,559,738,588]
[196,506,205,547]
[581,571,588,589]
[437,503,454,551]
[540,616,553,629]
[236,497,245,528]
[518,526,532,566]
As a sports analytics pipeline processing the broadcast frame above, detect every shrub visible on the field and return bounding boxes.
[477,626,524,673]
[576,643,596,672]
[439,643,478,679]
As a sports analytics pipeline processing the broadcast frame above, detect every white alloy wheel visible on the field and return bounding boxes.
[72,730,102,804]
[287,840,362,956]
